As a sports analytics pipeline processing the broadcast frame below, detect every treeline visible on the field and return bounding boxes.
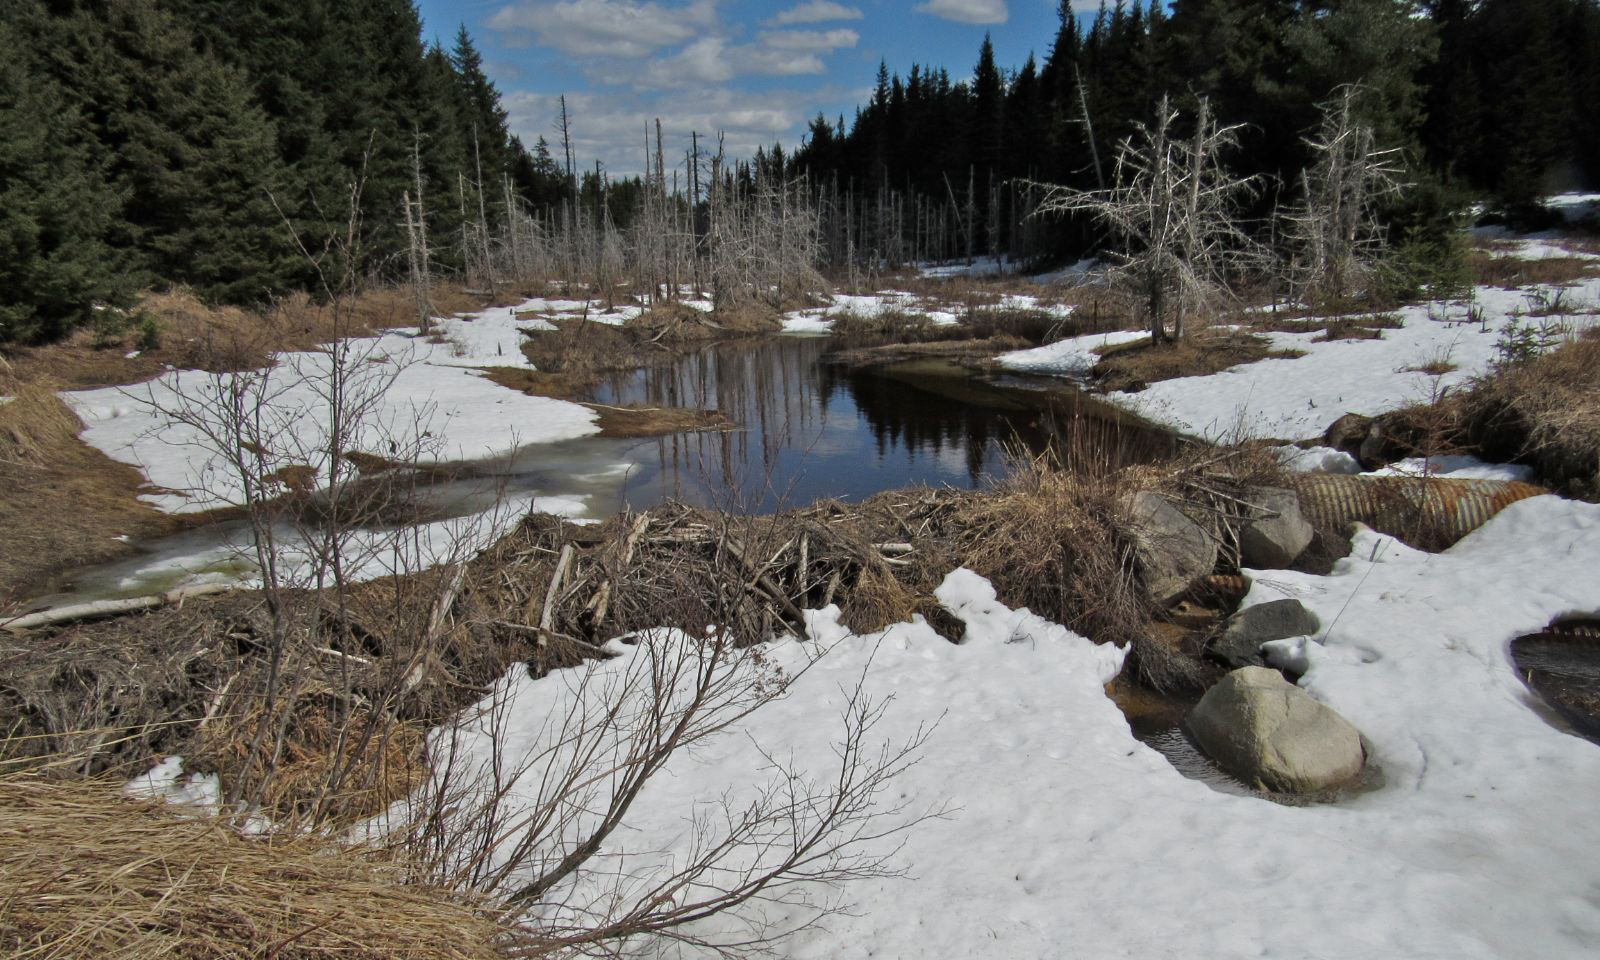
[787,0,1600,263]
[1,0,568,342]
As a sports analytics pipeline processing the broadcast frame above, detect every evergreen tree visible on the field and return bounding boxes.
[0,7,125,341]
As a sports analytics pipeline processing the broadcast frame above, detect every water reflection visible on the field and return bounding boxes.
[589,335,1166,513]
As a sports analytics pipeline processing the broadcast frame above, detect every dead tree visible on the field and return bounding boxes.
[1282,84,1407,304]
[1031,95,1257,342]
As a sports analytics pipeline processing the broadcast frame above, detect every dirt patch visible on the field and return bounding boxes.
[1092,331,1307,391]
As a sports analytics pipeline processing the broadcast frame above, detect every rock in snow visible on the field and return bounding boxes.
[1187,665,1365,793]
[1237,486,1315,568]
[1210,598,1322,668]
[1127,491,1217,606]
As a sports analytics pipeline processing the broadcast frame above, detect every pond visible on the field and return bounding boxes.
[584,334,1165,513]
[22,333,1170,609]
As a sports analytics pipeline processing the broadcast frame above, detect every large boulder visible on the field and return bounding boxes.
[1237,487,1315,569]
[1187,666,1364,793]
[1127,491,1217,607]
[1209,599,1321,668]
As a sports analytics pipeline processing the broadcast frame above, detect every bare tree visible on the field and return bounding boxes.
[1282,85,1407,305]
[1031,95,1258,342]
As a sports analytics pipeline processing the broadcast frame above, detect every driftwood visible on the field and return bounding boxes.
[1,583,235,634]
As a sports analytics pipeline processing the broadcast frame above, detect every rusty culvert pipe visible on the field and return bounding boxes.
[1287,475,1547,549]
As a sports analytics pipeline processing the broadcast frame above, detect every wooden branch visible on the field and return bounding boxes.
[1,583,235,633]
[540,543,577,633]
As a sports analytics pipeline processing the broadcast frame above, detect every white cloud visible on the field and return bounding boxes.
[635,29,857,88]
[913,0,1008,25]
[756,28,860,53]
[767,1,864,25]
[501,87,832,177]
[641,36,735,87]
[487,0,719,58]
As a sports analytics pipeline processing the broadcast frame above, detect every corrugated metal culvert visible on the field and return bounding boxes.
[1287,475,1546,549]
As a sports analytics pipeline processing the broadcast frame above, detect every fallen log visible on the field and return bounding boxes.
[1,583,236,633]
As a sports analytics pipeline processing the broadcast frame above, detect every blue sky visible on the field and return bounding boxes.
[413,1,1099,177]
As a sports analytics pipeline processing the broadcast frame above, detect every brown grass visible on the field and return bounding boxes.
[2,284,512,391]
[1404,359,1458,376]
[482,366,736,438]
[0,378,187,601]
[627,299,781,342]
[0,775,517,960]
[1471,249,1600,289]
[1092,331,1306,390]
[1463,328,1600,498]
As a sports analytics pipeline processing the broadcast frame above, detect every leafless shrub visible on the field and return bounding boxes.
[1281,85,1407,305]
[1029,95,1260,342]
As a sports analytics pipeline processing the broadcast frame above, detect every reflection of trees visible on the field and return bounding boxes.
[603,338,834,509]
[595,338,1173,512]
[829,364,1038,486]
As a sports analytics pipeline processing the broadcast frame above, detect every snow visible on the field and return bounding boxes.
[781,290,958,332]
[1274,446,1533,482]
[917,255,1021,278]
[124,755,222,810]
[428,493,1600,958]
[1273,443,1362,474]
[1483,237,1600,261]
[1030,256,1103,284]
[996,329,1147,377]
[1368,453,1536,483]
[64,306,603,513]
[1099,282,1600,441]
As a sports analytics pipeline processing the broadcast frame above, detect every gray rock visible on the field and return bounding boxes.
[1187,666,1364,793]
[1238,487,1315,569]
[1210,599,1321,668]
[1128,491,1217,607]
[1323,413,1373,454]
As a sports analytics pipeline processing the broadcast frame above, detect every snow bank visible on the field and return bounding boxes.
[996,329,1147,377]
[1104,282,1600,440]
[64,304,603,513]
[444,494,1600,958]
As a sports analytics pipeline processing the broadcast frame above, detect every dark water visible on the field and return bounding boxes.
[585,334,1166,513]
[1512,625,1600,742]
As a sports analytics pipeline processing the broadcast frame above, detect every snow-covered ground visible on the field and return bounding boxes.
[997,328,1148,376]
[781,289,1075,334]
[64,296,612,514]
[1009,279,1600,442]
[424,493,1600,958]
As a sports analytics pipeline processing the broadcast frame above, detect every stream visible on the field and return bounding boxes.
[24,333,1168,610]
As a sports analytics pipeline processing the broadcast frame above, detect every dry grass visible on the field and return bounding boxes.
[1404,358,1459,376]
[482,365,736,438]
[1092,331,1306,390]
[1463,328,1600,498]
[1471,249,1600,289]
[3,284,511,391]
[0,775,517,960]
[0,377,187,601]
[627,299,781,342]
